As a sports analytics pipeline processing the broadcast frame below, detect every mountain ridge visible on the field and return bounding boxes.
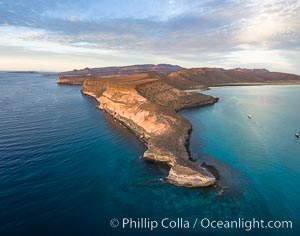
[59,64,183,77]
[57,64,300,89]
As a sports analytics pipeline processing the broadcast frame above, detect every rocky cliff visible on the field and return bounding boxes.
[81,72,218,187]
[57,64,300,187]
[57,75,88,84]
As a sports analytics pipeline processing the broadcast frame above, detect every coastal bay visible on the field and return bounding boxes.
[181,85,300,235]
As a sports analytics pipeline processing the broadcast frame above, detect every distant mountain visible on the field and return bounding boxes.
[163,68,300,89]
[7,71,38,73]
[59,64,183,77]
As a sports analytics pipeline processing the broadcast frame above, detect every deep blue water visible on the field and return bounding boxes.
[0,73,299,236]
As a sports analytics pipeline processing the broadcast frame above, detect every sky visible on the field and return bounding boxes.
[0,0,299,73]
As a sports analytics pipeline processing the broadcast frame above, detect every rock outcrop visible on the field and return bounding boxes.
[81,72,218,187]
[57,75,87,85]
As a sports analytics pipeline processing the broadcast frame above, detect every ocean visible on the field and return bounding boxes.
[0,73,299,236]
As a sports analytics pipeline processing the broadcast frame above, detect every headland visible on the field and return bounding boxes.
[57,64,300,187]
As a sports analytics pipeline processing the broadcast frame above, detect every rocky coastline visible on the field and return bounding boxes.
[62,72,219,187]
[57,65,300,187]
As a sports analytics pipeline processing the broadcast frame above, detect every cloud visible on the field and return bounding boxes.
[0,0,299,73]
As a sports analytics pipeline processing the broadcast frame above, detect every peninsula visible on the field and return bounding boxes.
[57,64,300,187]
[81,72,218,187]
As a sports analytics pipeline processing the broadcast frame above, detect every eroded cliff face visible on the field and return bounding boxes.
[81,73,218,187]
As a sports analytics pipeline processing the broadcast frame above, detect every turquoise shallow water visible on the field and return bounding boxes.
[181,86,300,234]
[0,73,299,236]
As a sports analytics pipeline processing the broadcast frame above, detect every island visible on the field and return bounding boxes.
[57,64,300,187]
